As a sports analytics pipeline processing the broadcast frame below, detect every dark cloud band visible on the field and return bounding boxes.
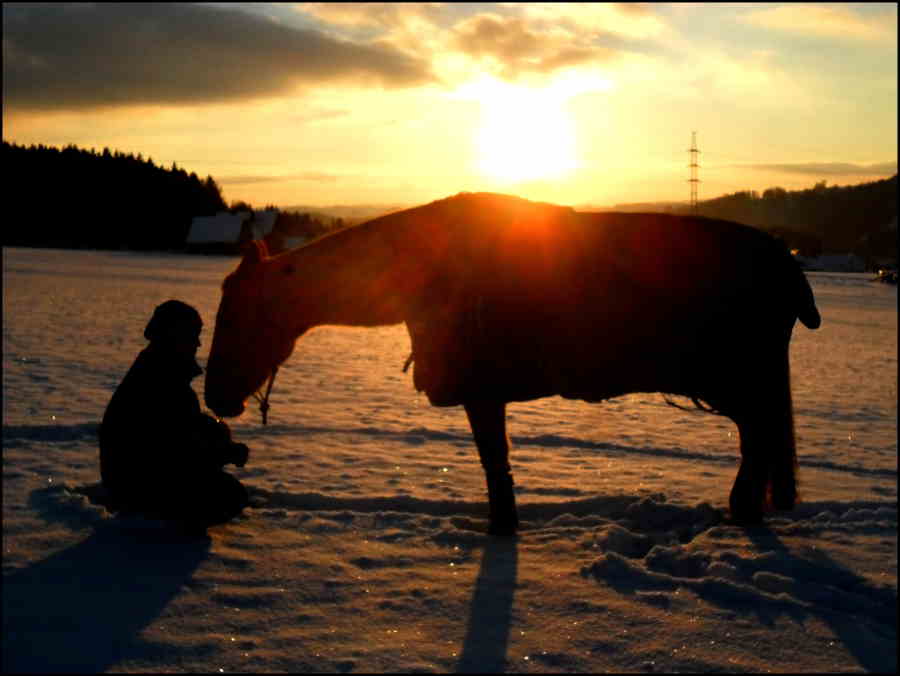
[220,173,340,185]
[2,3,432,112]
[736,162,897,177]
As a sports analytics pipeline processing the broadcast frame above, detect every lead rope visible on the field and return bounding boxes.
[252,366,279,425]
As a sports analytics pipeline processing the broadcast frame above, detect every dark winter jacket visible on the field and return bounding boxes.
[99,343,232,502]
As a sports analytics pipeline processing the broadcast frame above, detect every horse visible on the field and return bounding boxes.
[204,192,821,535]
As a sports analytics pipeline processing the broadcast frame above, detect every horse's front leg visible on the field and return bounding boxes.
[464,400,519,536]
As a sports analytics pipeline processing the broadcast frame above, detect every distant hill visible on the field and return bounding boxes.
[577,200,688,213]
[579,176,897,262]
[281,203,407,225]
[675,175,897,260]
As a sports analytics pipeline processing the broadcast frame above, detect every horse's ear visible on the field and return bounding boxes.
[239,239,269,265]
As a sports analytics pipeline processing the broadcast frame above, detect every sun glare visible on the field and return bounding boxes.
[471,80,579,184]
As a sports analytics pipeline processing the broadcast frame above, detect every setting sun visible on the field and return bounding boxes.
[473,81,578,183]
[3,3,895,206]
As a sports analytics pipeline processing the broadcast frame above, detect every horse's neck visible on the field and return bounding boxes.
[271,225,414,331]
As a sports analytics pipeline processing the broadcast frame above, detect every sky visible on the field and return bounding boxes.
[3,2,897,208]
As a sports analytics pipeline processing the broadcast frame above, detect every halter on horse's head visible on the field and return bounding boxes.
[204,239,296,423]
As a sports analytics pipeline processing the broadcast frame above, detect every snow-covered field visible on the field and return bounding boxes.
[3,246,896,673]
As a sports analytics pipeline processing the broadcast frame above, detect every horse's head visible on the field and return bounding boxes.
[205,239,297,418]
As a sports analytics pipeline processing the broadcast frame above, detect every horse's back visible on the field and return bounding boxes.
[403,197,814,407]
[460,210,785,334]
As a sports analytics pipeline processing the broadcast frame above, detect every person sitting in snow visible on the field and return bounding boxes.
[99,299,250,531]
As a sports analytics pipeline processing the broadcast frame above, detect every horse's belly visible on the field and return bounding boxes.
[409,263,767,407]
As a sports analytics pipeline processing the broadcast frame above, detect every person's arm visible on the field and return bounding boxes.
[189,414,249,469]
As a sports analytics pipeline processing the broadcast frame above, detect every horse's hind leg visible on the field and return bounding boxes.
[464,400,519,536]
[728,347,798,524]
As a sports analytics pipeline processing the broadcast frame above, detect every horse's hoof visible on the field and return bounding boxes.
[770,489,798,512]
[727,509,764,526]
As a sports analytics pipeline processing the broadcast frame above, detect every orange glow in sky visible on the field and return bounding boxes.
[2,3,896,208]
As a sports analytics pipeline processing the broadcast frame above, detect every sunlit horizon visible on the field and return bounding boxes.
[3,3,896,209]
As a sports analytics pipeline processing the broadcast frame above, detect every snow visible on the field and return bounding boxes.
[3,247,897,673]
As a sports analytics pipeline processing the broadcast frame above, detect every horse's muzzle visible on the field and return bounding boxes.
[205,395,246,419]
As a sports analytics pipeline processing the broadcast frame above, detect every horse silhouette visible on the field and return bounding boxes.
[205,192,821,535]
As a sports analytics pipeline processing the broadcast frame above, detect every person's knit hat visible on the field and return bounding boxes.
[144,300,202,341]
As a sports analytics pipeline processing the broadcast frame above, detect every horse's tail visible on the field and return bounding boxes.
[757,243,808,511]
[765,349,800,512]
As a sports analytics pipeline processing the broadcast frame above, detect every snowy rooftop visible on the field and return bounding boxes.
[186,209,278,244]
[186,211,248,244]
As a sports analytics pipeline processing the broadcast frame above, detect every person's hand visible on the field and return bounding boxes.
[230,442,250,468]
[198,415,232,445]
[213,419,232,445]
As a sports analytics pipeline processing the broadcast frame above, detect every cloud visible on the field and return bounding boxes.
[450,13,615,80]
[2,3,433,112]
[298,2,448,31]
[286,109,351,125]
[519,3,670,40]
[736,161,898,177]
[297,2,453,80]
[739,4,895,42]
[298,3,658,85]
[220,173,340,185]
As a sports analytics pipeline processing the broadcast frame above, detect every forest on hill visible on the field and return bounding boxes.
[675,175,897,259]
[3,141,227,250]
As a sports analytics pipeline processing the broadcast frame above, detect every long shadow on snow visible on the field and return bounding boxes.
[745,526,897,673]
[249,484,649,527]
[239,422,896,478]
[585,521,896,673]
[456,537,519,673]
[3,488,210,673]
[2,422,100,445]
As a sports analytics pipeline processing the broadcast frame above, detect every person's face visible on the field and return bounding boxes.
[162,322,202,359]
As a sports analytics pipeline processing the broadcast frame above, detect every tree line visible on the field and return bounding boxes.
[225,200,349,252]
[3,141,227,250]
[265,210,346,250]
[3,140,895,262]
[675,175,897,259]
